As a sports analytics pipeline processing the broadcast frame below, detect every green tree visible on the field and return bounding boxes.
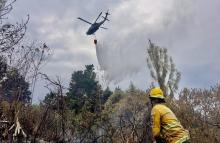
[0,56,31,103]
[67,65,102,113]
[101,87,112,104]
[105,87,125,106]
[146,40,181,98]
[43,92,56,104]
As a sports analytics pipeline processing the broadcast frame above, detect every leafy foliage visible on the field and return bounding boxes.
[171,86,220,143]
[67,65,111,114]
[0,56,31,103]
[101,87,112,105]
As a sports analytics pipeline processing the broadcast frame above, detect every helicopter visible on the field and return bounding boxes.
[77,10,110,35]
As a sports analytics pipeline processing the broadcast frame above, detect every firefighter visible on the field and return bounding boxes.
[149,87,190,143]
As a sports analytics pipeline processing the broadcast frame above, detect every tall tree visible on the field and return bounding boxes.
[0,57,31,103]
[0,56,31,103]
[146,40,181,98]
[67,65,102,113]
[101,87,112,105]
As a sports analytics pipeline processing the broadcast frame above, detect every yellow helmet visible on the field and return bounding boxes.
[149,87,164,99]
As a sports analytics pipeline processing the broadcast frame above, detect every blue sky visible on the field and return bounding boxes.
[7,0,220,103]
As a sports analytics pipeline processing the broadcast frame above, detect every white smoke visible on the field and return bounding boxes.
[96,40,142,83]
[95,0,195,84]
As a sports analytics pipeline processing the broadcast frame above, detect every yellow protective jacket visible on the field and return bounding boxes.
[151,104,190,143]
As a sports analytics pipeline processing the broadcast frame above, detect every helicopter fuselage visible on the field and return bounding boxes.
[86,23,100,35]
[86,20,106,35]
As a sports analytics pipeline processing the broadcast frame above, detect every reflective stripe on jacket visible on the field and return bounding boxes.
[151,104,190,143]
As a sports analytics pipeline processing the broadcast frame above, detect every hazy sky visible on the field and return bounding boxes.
[7,0,220,102]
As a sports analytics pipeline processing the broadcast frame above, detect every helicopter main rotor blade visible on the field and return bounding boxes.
[100,26,108,30]
[94,12,102,23]
[77,17,92,25]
